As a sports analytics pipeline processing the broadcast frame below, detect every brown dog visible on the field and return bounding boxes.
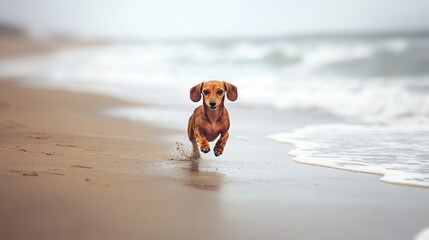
[188,80,238,158]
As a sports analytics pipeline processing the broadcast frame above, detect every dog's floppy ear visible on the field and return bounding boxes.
[223,81,238,101]
[190,81,204,102]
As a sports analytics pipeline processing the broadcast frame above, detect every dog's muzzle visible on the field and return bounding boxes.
[209,101,217,110]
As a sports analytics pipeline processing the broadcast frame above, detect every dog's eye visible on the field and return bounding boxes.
[217,89,224,95]
[203,90,209,95]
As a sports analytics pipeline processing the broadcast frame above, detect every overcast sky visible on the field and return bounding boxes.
[0,0,429,39]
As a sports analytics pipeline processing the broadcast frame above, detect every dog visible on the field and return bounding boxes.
[188,80,238,158]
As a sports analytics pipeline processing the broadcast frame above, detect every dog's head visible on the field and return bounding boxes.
[190,80,238,110]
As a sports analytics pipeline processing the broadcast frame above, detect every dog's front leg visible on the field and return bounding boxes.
[214,131,229,157]
[194,127,210,153]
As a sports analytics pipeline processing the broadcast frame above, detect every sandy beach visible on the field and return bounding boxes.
[1,81,429,240]
[1,36,429,240]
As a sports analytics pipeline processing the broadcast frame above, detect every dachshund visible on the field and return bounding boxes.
[188,80,238,158]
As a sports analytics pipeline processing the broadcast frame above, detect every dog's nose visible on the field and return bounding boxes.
[209,101,216,107]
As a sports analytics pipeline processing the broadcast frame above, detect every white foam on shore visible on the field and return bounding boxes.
[269,123,429,188]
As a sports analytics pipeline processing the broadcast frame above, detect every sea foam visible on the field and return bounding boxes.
[269,123,429,188]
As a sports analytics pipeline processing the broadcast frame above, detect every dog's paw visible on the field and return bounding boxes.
[200,144,210,153]
[214,147,223,157]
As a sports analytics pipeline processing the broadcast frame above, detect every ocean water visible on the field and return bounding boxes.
[0,36,428,187]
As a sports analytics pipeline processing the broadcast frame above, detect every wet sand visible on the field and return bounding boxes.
[1,82,429,240]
